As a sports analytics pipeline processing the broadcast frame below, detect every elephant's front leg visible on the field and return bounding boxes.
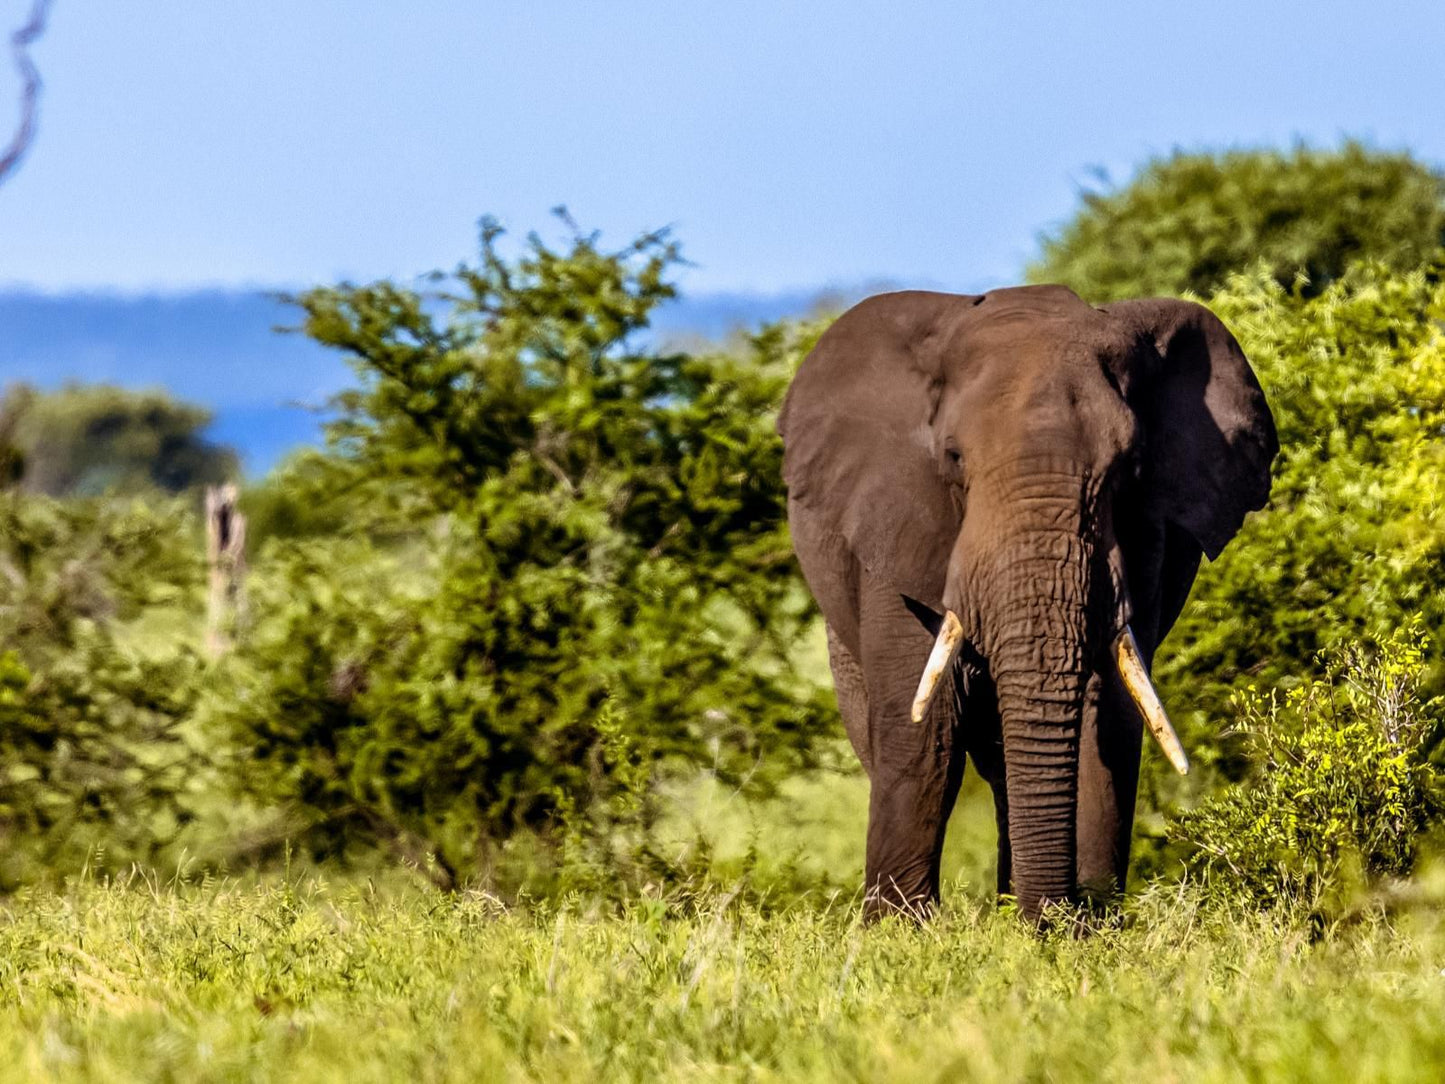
[858,579,965,919]
[1075,671,1144,906]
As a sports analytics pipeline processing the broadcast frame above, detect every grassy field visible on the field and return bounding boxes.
[11,609,1445,1081]
[3,864,1445,1083]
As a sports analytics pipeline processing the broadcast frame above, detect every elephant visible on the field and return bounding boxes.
[777,285,1276,924]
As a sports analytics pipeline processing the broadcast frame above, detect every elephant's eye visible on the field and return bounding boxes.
[942,439,963,482]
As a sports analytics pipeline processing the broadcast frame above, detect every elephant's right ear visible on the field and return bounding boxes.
[1104,298,1278,559]
[777,292,968,610]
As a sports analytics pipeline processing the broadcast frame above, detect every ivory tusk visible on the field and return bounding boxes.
[910,610,965,723]
[1113,625,1190,775]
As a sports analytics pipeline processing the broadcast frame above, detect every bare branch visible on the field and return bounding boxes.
[0,0,52,187]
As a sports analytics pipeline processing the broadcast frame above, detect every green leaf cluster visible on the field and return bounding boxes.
[1030,142,1445,301]
[0,493,207,888]
[1171,626,1443,912]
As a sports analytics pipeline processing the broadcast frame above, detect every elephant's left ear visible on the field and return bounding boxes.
[1104,298,1279,559]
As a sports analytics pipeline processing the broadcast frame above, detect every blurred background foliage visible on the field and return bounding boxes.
[0,383,236,496]
[2,144,1444,905]
[0,493,208,889]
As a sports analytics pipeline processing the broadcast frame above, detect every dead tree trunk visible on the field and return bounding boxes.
[205,483,247,657]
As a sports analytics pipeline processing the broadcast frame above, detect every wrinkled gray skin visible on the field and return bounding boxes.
[778,286,1277,924]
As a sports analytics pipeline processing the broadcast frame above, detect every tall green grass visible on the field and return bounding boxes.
[3,870,1445,1082]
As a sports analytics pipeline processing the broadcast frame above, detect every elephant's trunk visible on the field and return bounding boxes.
[986,529,1092,921]
[956,463,1103,923]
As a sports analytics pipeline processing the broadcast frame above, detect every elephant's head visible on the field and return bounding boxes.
[779,286,1276,919]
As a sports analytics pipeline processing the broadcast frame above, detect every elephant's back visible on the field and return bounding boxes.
[791,291,977,390]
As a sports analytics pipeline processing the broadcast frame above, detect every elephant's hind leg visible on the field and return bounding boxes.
[826,623,872,776]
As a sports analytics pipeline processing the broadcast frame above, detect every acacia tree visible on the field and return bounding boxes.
[1030,143,1445,301]
[222,216,833,881]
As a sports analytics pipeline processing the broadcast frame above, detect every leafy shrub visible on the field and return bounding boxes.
[1141,260,1445,796]
[1030,141,1445,301]
[546,698,683,900]
[0,493,208,887]
[1170,627,1443,911]
[214,218,836,884]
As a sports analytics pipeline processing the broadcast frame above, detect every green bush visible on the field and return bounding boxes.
[213,218,836,884]
[1139,259,1445,811]
[1170,627,1443,911]
[0,493,208,887]
[1029,142,1445,301]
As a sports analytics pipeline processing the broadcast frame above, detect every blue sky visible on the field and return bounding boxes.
[2,2,1443,473]
[3,1,1443,296]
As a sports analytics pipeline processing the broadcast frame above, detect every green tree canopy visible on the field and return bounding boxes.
[0,383,237,496]
[1029,142,1445,302]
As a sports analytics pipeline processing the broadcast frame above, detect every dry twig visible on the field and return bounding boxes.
[0,0,52,186]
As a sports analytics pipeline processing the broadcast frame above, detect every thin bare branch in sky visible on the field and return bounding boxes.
[0,0,52,187]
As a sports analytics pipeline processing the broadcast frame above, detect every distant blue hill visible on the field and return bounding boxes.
[0,286,832,475]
